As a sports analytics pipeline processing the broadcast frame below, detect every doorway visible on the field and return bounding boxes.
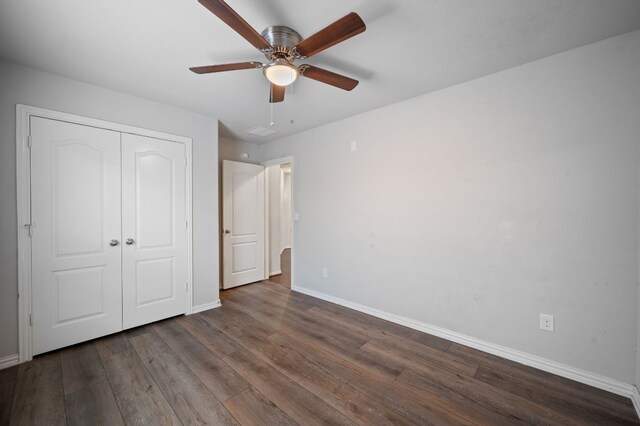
[221,160,266,289]
[264,158,294,289]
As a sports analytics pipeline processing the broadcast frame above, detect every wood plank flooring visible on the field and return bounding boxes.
[2,280,638,425]
[269,248,291,288]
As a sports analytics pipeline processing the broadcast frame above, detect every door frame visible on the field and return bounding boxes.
[16,104,194,362]
[261,156,295,287]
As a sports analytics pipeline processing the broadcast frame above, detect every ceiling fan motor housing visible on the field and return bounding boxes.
[260,26,302,86]
[261,26,302,49]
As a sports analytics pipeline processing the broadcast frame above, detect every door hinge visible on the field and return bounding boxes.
[29,314,33,326]
[25,224,32,237]
[185,282,188,292]
[185,220,188,229]
[184,157,188,166]
[27,135,32,148]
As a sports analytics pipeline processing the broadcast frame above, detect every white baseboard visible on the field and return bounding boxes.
[190,300,221,314]
[631,386,640,417]
[269,270,282,277]
[292,285,638,410]
[0,354,19,370]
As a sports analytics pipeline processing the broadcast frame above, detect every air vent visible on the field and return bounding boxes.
[246,126,276,137]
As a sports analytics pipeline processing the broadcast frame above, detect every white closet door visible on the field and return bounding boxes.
[31,117,123,355]
[121,134,187,329]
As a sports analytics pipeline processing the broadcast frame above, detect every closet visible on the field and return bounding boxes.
[30,116,188,355]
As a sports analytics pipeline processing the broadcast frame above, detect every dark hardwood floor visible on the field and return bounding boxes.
[269,248,291,288]
[2,280,638,425]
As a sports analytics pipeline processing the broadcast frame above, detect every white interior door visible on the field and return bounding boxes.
[121,133,187,329]
[31,117,122,355]
[222,160,265,289]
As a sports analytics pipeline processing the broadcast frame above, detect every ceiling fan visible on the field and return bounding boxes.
[190,0,366,103]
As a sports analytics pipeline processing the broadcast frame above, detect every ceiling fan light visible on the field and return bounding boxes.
[264,60,299,86]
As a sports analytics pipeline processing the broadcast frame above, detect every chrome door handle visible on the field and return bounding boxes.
[109,239,120,247]
[125,238,135,245]
[224,229,231,234]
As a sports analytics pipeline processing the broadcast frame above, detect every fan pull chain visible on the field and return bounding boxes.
[270,89,274,126]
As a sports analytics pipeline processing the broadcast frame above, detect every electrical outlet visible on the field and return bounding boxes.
[322,268,328,278]
[540,313,554,332]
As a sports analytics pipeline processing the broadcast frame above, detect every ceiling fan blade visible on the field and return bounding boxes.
[300,65,359,91]
[294,12,366,58]
[270,84,285,103]
[190,62,262,74]
[198,0,272,50]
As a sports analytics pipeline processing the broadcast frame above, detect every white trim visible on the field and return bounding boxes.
[292,285,639,403]
[190,300,221,314]
[16,104,194,363]
[185,135,194,315]
[262,156,294,168]
[264,166,271,280]
[0,354,19,370]
[19,105,193,144]
[280,246,290,255]
[269,270,282,277]
[630,386,640,419]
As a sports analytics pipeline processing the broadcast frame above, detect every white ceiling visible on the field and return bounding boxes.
[2,0,640,144]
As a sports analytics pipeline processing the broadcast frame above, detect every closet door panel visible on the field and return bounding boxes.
[121,134,187,329]
[31,117,122,355]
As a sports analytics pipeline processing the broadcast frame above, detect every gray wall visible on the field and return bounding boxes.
[0,60,220,358]
[218,137,259,164]
[260,31,640,383]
